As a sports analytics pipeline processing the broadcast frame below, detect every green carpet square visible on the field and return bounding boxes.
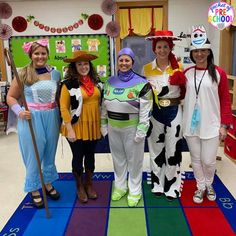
[146,208,190,236]
[143,182,181,207]
[108,208,147,236]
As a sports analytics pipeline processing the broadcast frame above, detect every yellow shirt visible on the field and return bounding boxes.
[60,84,101,140]
[143,59,183,98]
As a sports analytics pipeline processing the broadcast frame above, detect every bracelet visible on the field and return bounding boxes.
[11,103,23,117]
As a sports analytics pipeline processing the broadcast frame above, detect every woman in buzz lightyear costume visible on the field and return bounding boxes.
[142,30,186,201]
[101,48,153,207]
[183,26,232,204]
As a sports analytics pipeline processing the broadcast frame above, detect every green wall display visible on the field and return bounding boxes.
[9,34,111,82]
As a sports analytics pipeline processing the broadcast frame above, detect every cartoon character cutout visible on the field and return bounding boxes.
[72,39,82,51]
[87,39,100,51]
[97,65,106,77]
[191,25,207,48]
[56,40,66,53]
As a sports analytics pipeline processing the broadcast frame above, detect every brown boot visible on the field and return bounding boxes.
[73,172,88,203]
[85,170,97,199]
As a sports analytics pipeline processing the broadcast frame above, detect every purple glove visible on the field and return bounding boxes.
[11,103,23,117]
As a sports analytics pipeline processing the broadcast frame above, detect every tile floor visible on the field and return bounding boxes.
[0,132,235,232]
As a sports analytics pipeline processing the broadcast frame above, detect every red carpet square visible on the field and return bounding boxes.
[184,208,235,236]
[180,179,218,207]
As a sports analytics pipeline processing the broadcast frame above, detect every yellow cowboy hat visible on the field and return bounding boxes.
[63,50,98,63]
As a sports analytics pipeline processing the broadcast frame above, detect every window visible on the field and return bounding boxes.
[114,1,168,74]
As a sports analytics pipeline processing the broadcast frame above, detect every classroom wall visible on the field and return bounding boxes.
[1,0,219,80]
[168,0,220,65]
[2,0,111,35]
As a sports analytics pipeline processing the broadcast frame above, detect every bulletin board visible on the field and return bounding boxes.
[9,34,111,82]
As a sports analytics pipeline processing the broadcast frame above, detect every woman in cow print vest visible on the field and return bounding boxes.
[183,26,232,204]
[60,50,101,203]
[142,31,186,201]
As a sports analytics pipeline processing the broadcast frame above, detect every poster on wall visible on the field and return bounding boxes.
[9,34,111,82]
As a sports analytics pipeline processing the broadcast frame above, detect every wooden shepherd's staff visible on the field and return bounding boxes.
[4,48,50,218]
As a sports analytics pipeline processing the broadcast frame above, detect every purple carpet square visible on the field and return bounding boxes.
[75,181,111,207]
[65,208,108,236]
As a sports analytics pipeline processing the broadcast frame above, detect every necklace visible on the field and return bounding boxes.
[35,65,52,75]
[194,67,207,100]
[190,67,206,134]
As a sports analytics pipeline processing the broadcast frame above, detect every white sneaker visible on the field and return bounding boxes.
[193,189,205,204]
[206,185,216,201]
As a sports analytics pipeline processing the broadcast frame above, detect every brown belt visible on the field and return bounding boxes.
[158,98,181,107]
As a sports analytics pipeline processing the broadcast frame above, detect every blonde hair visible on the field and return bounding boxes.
[19,42,49,85]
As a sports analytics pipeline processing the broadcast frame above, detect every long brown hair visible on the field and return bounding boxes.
[19,42,49,85]
[190,48,217,83]
[65,61,99,85]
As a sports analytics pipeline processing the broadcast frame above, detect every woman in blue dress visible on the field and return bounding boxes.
[7,39,61,208]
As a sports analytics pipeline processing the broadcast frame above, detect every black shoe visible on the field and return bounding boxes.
[166,196,175,202]
[30,192,44,208]
[154,192,162,197]
[45,185,60,200]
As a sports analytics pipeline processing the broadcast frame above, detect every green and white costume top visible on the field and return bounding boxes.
[101,69,153,139]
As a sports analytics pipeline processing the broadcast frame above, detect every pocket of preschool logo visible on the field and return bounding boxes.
[208,2,235,30]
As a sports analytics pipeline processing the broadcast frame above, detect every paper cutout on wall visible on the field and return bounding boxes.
[26,15,35,23]
[105,21,120,37]
[30,13,88,33]
[88,14,103,30]
[0,2,12,19]
[71,39,82,51]
[56,40,66,53]
[33,20,84,33]
[0,23,12,40]
[97,64,106,77]
[101,0,117,16]
[87,38,101,51]
[12,16,27,32]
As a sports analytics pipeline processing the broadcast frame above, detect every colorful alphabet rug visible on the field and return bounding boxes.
[1,172,235,236]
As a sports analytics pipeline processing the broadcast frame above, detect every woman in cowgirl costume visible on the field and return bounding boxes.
[143,31,186,201]
[60,50,101,203]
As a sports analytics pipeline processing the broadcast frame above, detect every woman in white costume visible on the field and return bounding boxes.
[101,48,153,207]
[183,26,232,204]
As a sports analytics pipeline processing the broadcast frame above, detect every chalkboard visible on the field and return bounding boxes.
[9,34,111,82]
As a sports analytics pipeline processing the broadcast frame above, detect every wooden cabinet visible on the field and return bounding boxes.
[224,112,236,161]
[227,75,236,110]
